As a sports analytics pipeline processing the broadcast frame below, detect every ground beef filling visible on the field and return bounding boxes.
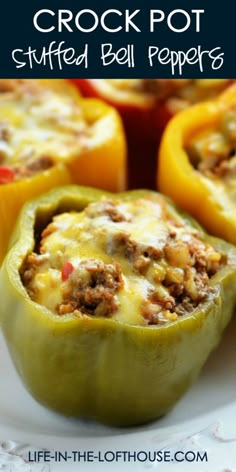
[187,106,236,178]
[139,79,192,101]
[59,260,123,316]
[21,197,226,325]
[13,155,54,180]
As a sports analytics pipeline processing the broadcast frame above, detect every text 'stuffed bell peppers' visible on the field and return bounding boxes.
[1,185,236,426]
[71,79,233,189]
[158,84,236,245]
[0,79,126,263]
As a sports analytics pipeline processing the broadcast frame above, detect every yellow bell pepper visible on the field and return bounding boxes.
[0,79,126,263]
[158,84,236,244]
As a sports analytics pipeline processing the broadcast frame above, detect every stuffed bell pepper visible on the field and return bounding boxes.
[158,83,236,245]
[0,79,126,263]
[72,79,232,189]
[1,185,236,426]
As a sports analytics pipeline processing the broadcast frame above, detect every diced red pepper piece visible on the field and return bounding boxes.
[0,166,14,184]
[61,261,74,281]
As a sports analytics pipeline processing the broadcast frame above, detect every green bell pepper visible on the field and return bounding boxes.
[1,185,236,426]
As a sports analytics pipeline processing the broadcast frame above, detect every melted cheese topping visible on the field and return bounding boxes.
[22,197,224,326]
[0,79,90,179]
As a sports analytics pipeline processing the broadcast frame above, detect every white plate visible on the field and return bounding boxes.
[1,316,236,472]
